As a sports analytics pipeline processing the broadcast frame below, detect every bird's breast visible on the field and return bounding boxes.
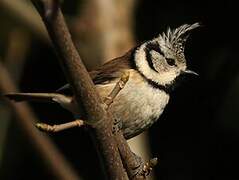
[96,70,170,139]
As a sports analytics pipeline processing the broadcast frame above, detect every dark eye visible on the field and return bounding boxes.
[166,58,176,66]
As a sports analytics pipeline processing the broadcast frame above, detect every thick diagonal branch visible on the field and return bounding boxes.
[31,1,127,179]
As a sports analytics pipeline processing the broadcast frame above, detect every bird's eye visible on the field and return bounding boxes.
[166,58,176,66]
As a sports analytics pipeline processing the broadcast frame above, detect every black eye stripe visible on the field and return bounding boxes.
[146,42,164,56]
[145,42,176,67]
[144,46,158,72]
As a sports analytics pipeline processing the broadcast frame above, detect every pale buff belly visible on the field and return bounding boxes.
[96,71,170,139]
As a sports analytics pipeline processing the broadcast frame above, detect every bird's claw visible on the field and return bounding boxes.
[130,154,158,178]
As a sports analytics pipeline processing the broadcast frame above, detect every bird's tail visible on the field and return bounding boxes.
[4,93,70,104]
[4,93,80,114]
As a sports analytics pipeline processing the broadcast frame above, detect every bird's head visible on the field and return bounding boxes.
[135,23,200,86]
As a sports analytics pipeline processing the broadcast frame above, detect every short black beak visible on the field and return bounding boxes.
[182,69,199,76]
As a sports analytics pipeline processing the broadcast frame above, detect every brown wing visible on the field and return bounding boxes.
[90,48,135,84]
[56,48,135,94]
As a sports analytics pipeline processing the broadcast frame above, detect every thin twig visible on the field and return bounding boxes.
[31,1,127,179]
[0,61,81,180]
[104,71,130,108]
[36,119,84,133]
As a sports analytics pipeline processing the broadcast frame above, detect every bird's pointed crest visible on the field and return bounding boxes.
[159,23,200,55]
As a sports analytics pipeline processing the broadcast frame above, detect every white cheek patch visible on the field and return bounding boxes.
[135,43,178,86]
[150,50,165,71]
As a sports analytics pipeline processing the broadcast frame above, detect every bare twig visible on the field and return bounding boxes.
[0,61,81,180]
[36,119,84,133]
[104,71,130,108]
[31,1,127,179]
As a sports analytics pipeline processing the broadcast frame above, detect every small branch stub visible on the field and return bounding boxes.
[104,71,130,108]
[36,119,84,133]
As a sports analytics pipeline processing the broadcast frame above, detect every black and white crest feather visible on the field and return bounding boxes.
[160,23,200,55]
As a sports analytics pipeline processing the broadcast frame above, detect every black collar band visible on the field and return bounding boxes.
[132,46,171,94]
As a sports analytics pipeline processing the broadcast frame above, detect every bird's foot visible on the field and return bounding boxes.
[130,153,158,178]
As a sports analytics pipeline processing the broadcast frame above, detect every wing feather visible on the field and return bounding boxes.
[56,48,135,94]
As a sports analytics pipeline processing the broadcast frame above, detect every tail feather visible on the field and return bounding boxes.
[4,93,66,103]
[4,92,78,114]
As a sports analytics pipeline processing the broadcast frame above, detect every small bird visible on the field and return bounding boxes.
[5,23,200,140]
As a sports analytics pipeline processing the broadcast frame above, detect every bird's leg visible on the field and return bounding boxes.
[36,119,84,133]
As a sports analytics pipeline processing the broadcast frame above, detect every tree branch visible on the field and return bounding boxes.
[31,0,127,179]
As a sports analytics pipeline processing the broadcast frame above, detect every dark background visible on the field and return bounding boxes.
[0,0,238,179]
